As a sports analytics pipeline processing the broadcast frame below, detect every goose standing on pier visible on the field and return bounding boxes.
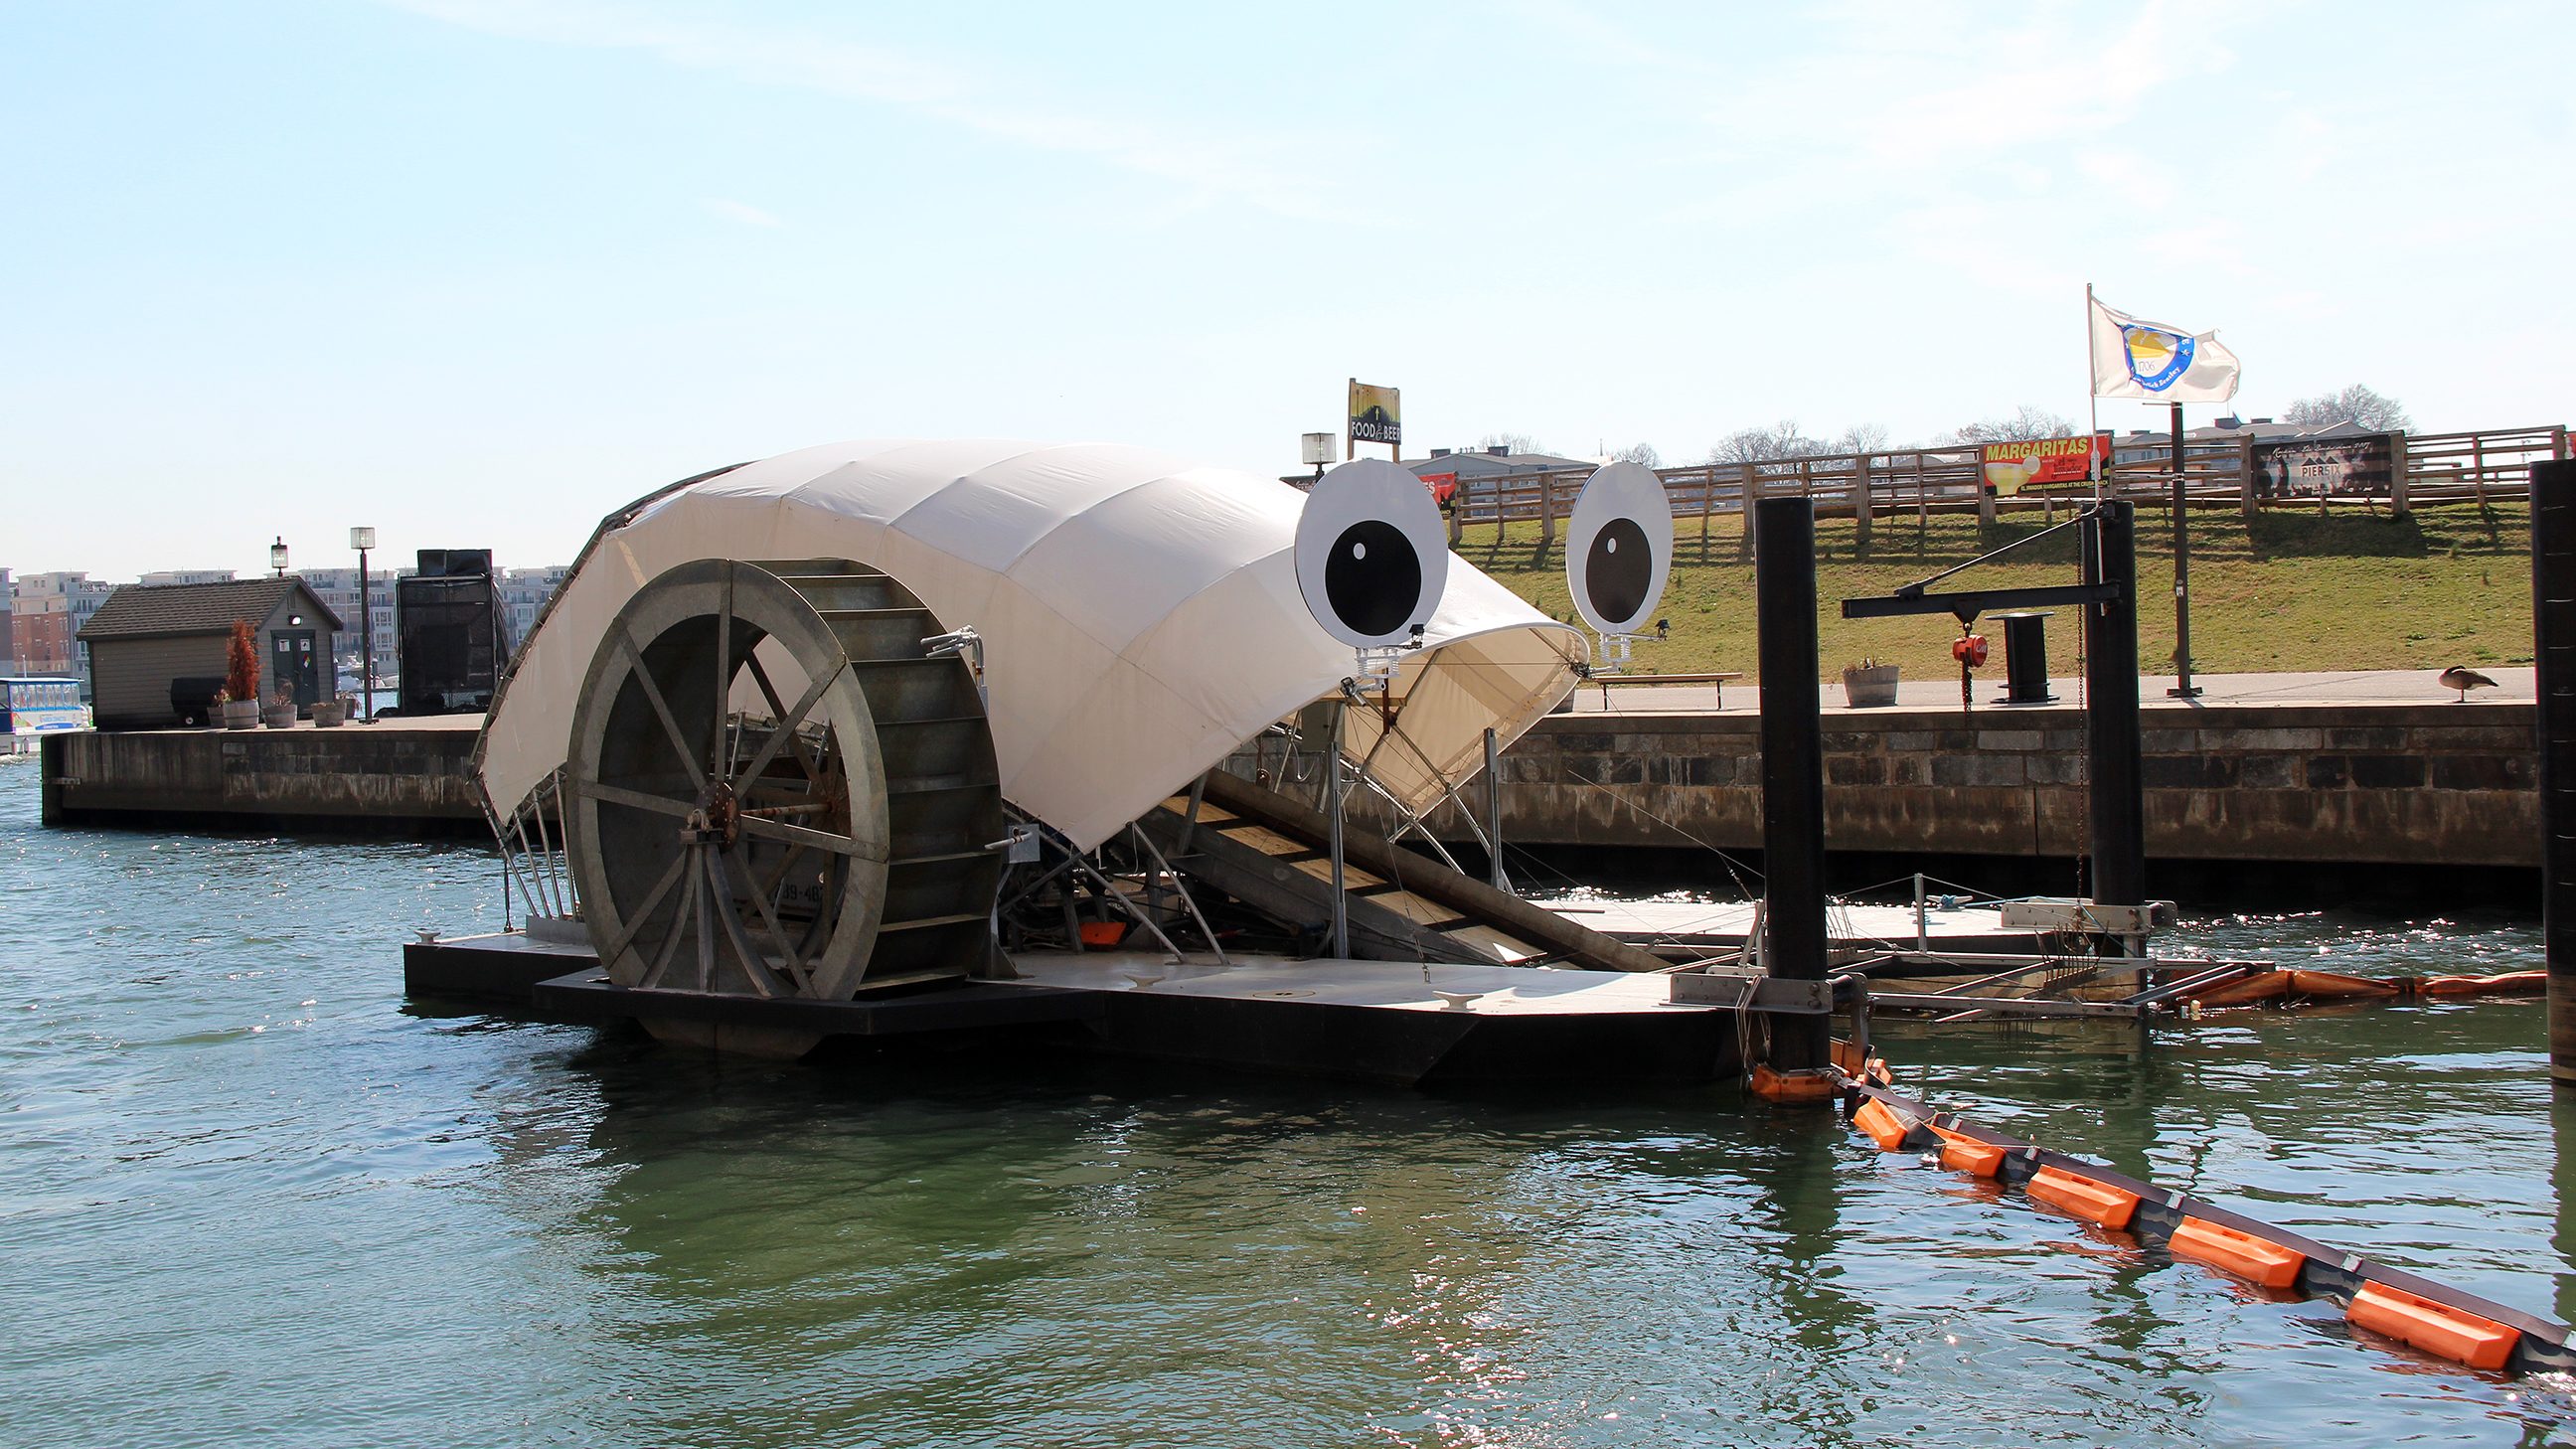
[2439,665,2499,703]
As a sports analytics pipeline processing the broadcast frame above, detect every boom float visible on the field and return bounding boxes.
[1835,1071,2572,1376]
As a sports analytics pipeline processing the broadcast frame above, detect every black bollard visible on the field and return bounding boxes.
[2532,459,2576,1085]
[2084,502,2147,938]
[1756,496,1831,1078]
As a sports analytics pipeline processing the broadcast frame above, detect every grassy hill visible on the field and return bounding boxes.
[1459,499,2533,682]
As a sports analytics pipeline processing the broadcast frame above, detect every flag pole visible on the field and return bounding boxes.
[2086,283,2103,502]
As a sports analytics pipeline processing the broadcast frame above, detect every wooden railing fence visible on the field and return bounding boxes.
[1434,423,2570,545]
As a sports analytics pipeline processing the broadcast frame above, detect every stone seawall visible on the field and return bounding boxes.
[40,726,485,835]
[1411,702,2537,869]
[42,701,2540,868]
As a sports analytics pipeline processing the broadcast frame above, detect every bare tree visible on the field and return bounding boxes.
[1705,420,1831,465]
[1834,422,1892,456]
[1943,404,2078,446]
[1610,442,1661,468]
[2282,385,2413,433]
[1477,431,1541,456]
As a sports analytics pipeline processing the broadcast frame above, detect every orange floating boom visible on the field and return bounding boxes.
[2421,971,2548,998]
[2025,1166,2142,1230]
[1928,1122,2008,1178]
[2169,1215,2304,1290]
[1831,1073,2572,1375]
[1853,1097,1913,1151]
[2286,969,2403,1000]
[1942,1139,2007,1178]
[2348,1282,2518,1371]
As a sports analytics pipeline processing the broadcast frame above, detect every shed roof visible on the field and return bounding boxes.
[78,578,344,642]
[1410,450,1597,477]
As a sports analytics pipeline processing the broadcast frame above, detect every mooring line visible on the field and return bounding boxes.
[1831,1069,2573,1376]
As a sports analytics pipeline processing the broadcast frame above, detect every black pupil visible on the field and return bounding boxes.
[1586,517,1652,624]
[1324,520,1421,638]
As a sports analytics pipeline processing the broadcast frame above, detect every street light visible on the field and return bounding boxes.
[1300,430,1336,482]
[270,536,289,576]
[351,527,377,723]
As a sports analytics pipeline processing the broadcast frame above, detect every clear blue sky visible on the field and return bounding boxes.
[5,0,2568,580]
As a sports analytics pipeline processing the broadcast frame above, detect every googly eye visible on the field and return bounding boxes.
[1294,458,1450,648]
[1565,461,1673,636]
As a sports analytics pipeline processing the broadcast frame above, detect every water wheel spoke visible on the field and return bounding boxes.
[617,628,708,793]
[712,575,733,782]
[641,855,702,989]
[694,851,718,990]
[579,778,697,819]
[733,668,834,790]
[796,856,845,960]
[597,848,690,969]
[739,652,820,781]
[738,813,879,860]
[751,841,811,902]
[727,843,810,987]
[704,850,778,998]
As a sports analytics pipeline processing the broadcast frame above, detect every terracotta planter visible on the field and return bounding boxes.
[1842,664,1900,708]
[221,699,260,731]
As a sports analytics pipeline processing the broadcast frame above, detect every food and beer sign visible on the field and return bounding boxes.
[1348,380,1401,448]
[1982,434,2109,494]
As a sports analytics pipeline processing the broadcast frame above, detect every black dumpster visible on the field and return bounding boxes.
[169,676,227,727]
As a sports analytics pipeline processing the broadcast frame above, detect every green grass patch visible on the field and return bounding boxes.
[1457,499,2531,681]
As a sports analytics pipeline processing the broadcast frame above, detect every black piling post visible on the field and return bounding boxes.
[2531,459,2576,1085]
[2084,501,2147,935]
[1756,496,1831,1078]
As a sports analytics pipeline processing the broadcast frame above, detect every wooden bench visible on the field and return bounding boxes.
[1592,671,1744,709]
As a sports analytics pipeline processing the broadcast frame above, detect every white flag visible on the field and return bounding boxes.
[2089,294,2241,403]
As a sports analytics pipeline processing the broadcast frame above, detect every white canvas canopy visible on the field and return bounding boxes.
[476,439,1586,851]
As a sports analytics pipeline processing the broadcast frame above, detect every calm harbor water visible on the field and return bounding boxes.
[6,758,2576,1447]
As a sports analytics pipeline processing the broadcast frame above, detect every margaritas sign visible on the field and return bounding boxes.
[1982,435,2109,494]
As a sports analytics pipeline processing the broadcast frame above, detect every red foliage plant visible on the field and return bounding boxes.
[225,619,260,703]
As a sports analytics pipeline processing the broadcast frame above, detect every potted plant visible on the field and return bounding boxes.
[1842,657,1900,708]
[311,696,345,727]
[221,621,262,730]
[262,688,298,729]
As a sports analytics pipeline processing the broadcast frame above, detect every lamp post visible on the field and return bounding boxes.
[1300,431,1336,483]
[269,536,289,577]
[351,527,377,724]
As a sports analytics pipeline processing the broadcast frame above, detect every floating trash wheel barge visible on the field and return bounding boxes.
[405,440,2576,1385]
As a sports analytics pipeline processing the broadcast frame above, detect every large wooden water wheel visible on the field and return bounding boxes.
[564,559,1005,1007]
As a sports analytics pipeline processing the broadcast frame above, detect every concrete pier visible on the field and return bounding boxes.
[1457,698,2535,869]
[39,716,485,835]
[1279,670,2546,878]
[33,671,2543,878]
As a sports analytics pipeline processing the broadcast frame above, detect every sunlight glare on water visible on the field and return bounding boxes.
[5,761,2576,1447]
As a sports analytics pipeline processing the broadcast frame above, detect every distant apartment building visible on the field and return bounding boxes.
[290,560,564,684]
[137,568,238,586]
[10,570,118,690]
[498,565,570,648]
[299,564,413,679]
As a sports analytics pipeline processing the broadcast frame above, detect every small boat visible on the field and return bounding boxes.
[0,676,88,756]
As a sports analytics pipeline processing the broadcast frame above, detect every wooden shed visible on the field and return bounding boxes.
[79,578,343,729]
